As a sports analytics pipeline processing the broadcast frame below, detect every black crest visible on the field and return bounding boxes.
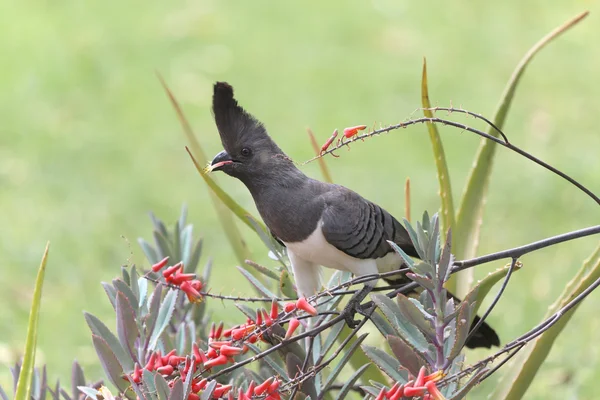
[212,82,282,155]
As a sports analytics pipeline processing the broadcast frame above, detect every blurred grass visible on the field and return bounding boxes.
[1,0,599,398]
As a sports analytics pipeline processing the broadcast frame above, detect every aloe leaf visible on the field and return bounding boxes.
[447,298,471,361]
[154,373,170,400]
[492,241,600,400]
[396,294,435,339]
[470,260,522,316]
[370,294,429,353]
[321,320,345,357]
[306,128,333,183]
[361,344,408,383]
[387,334,428,377]
[387,241,415,268]
[14,243,49,400]
[91,335,130,395]
[454,11,589,264]
[286,353,316,398]
[334,325,388,385]
[199,380,216,400]
[116,292,140,361]
[448,367,488,400]
[138,238,159,265]
[113,279,139,314]
[421,59,455,239]
[158,75,251,265]
[145,283,163,340]
[247,344,288,379]
[77,387,100,399]
[169,379,184,400]
[102,282,117,310]
[246,215,286,268]
[245,260,279,281]
[370,310,396,337]
[236,266,277,298]
[71,361,85,400]
[279,270,297,298]
[149,288,179,350]
[335,363,369,400]
[85,312,134,371]
[142,369,157,399]
[321,334,368,394]
[188,239,204,274]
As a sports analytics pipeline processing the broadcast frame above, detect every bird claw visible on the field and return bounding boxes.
[342,299,364,328]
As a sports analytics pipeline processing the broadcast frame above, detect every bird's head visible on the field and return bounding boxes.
[206,82,291,182]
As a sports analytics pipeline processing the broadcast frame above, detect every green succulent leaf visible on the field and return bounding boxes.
[85,312,134,371]
[335,363,370,400]
[279,269,297,298]
[149,288,179,350]
[493,241,600,400]
[236,266,277,299]
[370,294,429,353]
[244,260,280,281]
[113,279,139,314]
[361,344,408,383]
[91,335,130,395]
[116,291,140,361]
[153,373,170,400]
[448,368,489,400]
[396,294,435,339]
[387,334,428,378]
[321,334,368,395]
[14,243,49,400]
[138,238,160,265]
[169,379,184,400]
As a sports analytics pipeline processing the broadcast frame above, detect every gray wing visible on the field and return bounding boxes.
[320,187,418,260]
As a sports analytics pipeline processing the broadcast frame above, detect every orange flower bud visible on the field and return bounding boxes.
[343,125,367,138]
[157,365,174,376]
[151,257,170,272]
[270,299,279,320]
[295,297,317,316]
[219,345,243,357]
[254,377,273,395]
[203,354,228,369]
[285,318,300,339]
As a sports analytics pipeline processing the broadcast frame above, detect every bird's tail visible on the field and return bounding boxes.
[465,314,500,349]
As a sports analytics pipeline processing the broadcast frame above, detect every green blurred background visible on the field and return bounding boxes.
[1,0,599,398]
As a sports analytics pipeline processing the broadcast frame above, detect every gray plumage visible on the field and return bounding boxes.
[208,82,499,349]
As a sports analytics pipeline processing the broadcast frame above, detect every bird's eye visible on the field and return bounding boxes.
[241,147,251,157]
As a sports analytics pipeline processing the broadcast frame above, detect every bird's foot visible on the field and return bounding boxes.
[341,299,368,328]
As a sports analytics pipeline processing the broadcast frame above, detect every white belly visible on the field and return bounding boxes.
[283,220,402,277]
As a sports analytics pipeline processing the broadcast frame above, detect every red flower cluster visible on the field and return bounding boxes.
[151,257,203,302]
[374,367,445,400]
[126,284,321,399]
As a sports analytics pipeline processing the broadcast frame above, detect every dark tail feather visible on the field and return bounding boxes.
[465,314,500,349]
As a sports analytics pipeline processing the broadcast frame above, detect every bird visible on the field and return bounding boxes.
[205,81,499,349]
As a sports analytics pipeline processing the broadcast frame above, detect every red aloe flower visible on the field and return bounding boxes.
[254,377,273,395]
[180,280,202,302]
[151,256,170,272]
[295,297,317,316]
[270,299,279,319]
[284,302,296,313]
[425,381,446,400]
[343,125,367,138]
[285,318,300,339]
[203,354,228,369]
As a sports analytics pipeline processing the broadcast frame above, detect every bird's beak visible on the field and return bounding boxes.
[205,150,234,173]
